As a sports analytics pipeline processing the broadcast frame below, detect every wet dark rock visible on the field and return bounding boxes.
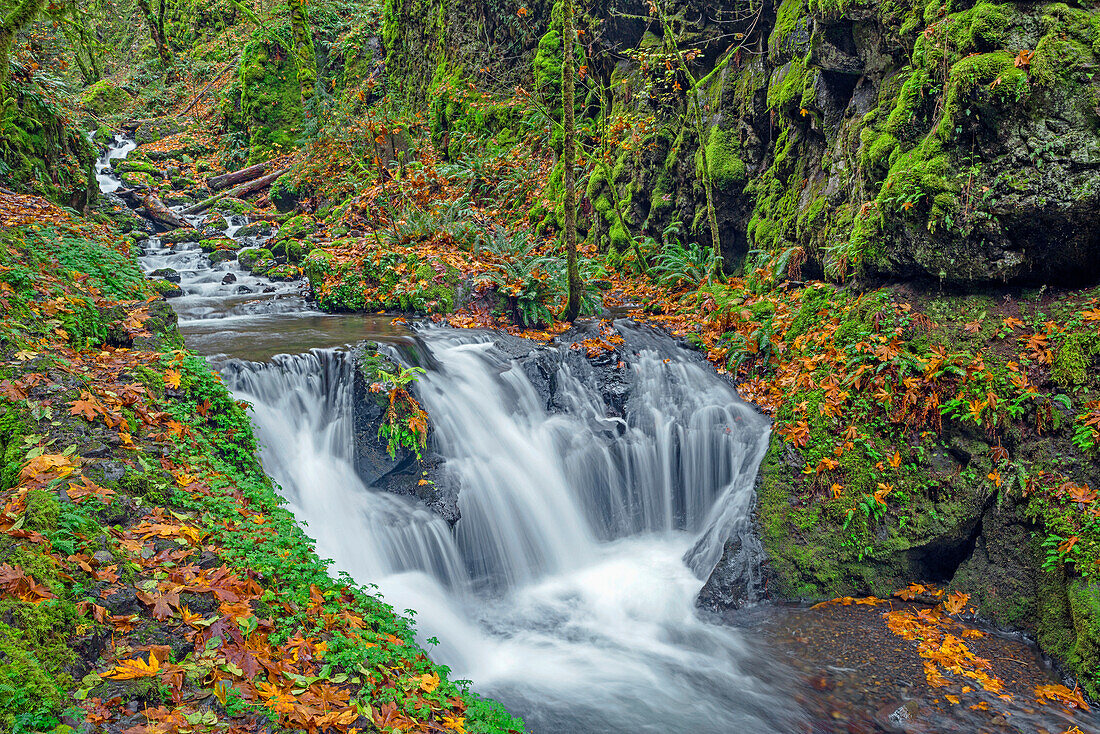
[235,286,254,294]
[102,586,142,616]
[92,550,114,565]
[235,221,273,239]
[151,267,180,283]
[209,249,237,264]
[262,286,276,293]
[221,273,237,284]
[696,526,768,616]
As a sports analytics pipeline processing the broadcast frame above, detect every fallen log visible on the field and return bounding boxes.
[176,60,236,119]
[183,167,290,215]
[142,193,191,230]
[206,159,275,191]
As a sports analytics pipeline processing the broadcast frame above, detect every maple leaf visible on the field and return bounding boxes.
[888,451,901,468]
[67,476,116,504]
[69,394,103,420]
[874,483,893,505]
[1014,49,1034,67]
[20,453,75,481]
[419,672,440,693]
[943,591,970,615]
[1035,683,1089,710]
[164,369,182,389]
[103,655,161,679]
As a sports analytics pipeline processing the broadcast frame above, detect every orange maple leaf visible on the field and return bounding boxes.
[103,655,161,680]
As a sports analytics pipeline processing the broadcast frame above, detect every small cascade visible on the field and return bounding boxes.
[220,327,797,733]
[223,350,469,587]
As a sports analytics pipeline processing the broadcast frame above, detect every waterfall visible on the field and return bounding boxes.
[220,324,799,733]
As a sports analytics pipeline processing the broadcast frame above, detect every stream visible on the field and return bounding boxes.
[96,136,1099,733]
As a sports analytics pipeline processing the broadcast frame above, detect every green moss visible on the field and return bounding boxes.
[23,490,60,535]
[238,248,273,271]
[0,403,28,491]
[766,57,810,115]
[1052,333,1093,387]
[701,127,746,191]
[769,0,807,60]
[237,38,303,162]
[79,79,131,116]
[0,80,96,208]
[0,620,69,733]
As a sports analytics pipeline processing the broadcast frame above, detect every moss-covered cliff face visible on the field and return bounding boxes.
[0,72,95,209]
[393,0,1100,284]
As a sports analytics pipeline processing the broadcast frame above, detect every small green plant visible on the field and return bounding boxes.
[369,366,429,459]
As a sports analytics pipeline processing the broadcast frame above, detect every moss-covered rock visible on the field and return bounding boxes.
[1,75,96,209]
[151,278,183,298]
[232,38,303,162]
[265,264,302,280]
[79,79,131,117]
[238,247,273,271]
[159,228,203,245]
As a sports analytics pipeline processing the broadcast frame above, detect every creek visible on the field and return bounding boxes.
[96,135,1099,734]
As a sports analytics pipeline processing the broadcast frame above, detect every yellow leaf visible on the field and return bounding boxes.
[164,369,182,389]
[104,656,161,680]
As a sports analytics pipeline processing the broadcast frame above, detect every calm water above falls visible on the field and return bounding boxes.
[98,135,1097,734]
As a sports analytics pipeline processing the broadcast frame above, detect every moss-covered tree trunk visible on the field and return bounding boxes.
[287,0,317,107]
[656,5,723,279]
[562,0,581,322]
[0,0,47,86]
[135,0,171,67]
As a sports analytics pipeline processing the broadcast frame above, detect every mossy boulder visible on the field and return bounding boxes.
[251,257,277,274]
[208,249,238,264]
[134,118,184,145]
[268,172,302,212]
[239,247,273,271]
[151,279,183,298]
[235,221,274,239]
[120,171,157,189]
[115,159,161,175]
[265,264,302,281]
[0,76,96,208]
[159,228,203,245]
[198,237,235,253]
[150,267,180,282]
[269,238,306,264]
[233,38,303,162]
[79,79,131,117]
[274,214,316,242]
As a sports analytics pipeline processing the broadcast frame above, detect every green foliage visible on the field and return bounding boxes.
[649,226,719,288]
[0,74,95,208]
[701,126,745,191]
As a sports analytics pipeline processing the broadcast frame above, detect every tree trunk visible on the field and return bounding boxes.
[287,0,317,106]
[561,0,582,323]
[206,159,275,190]
[0,0,48,87]
[135,0,171,67]
[183,167,289,215]
[141,193,190,229]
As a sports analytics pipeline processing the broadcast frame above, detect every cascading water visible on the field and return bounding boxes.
[222,327,803,733]
[96,131,1099,734]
